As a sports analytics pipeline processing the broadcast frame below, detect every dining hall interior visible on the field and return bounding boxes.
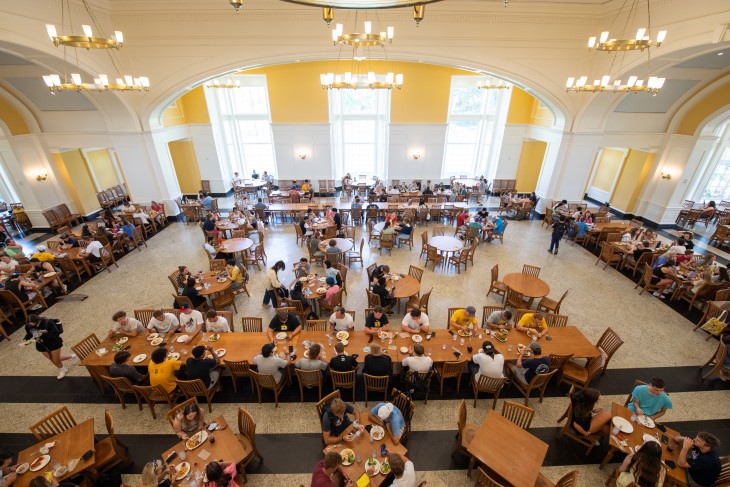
[0,0,729,486]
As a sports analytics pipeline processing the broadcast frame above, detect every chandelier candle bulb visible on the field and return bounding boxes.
[387,26,394,39]
[46,25,57,40]
[82,25,92,38]
[657,31,667,43]
[386,72,394,84]
[71,73,82,85]
[364,21,371,34]
[114,31,123,43]
[635,28,646,40]
[601,75,610,87]
[395,73,403,85]
[588,37,596,48]
[600,31,609,43]
[566,77,574,88]
[124,75,133,86]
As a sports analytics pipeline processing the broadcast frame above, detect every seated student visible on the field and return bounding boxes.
[173,400,205,440]
[291,281,316,320]
[449,306,477,332]
[4,272,41,310]
[204,236,232,260]
[0,451,18,487]
[309,231,325,257]
[351,197,363,209]
[182,277,207,309]
[364,306,390,335]
[568,387,612,437]
[699,201,717,220]
[109,310,145,337]
[627,377,672,420]
[179,305,204,343]
[652,250,675,270]
[456,209,470,228]
[321,398,364,445]
[401,308,430,334]
[146,309,180,335]
[266,309,302,341]
[295,343,328,371]
[401,344,432,373]
[615,440,665,487]
[674,432,722,487]
[552,199,568,215]
[324,260,342,286]
[205,310,230,333]
[253,343,290,385]
[3,238,23,260]
[201,193,213,210]
[329,342,358,372]
[31,245,55,263]
[370,402,406,445]
[484,309,513,330]
[110,350,147,384]
[186,345,220,389]
[148,347,181,394]
[505,342,550,385]
[59,233,80,249]
[225,260,245,289]
[204,461,240,487]
[322,276,340,306]
[397,217,413,244]
[476,207,489,222]
[621,240,654,270]
[651,258,678,299]
[669,238,687,254]
[325,239,340,255]
[329,307,354,332]
[0,254,17,273]
[372,276,395,311]
[489,216,505,241]
[471,340,504,381]
[515,312,548,338]
[139,460,177,487]
[293,258,311,278]
[370,264,390,284]
[202,213,219,237]
[681,230,695,250]
[29,258,64,294]
[364,343,392,377]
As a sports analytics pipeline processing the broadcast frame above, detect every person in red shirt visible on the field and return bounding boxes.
[457,209,470,227]
[311,452,354,487]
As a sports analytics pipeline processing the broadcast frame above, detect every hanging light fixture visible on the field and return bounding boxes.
[205,77,242,89]
[565,75,664,94]
[46,23,123,50]
[477,76,509,90]
[585,0,667,51]
[331,20,394,47]
[42,74,150,93]
[320,70,403,90]
[230,0,243,13]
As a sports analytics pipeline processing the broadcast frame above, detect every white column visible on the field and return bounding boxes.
[189,125,226,194]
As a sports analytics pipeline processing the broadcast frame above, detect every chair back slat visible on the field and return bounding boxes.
[306,320,328,331]
[241,317,263,332]
[500,401,534,430]
[30,406,77,441]
[71,334,101,360]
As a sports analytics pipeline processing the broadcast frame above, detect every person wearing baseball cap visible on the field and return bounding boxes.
[370,401,406,445]
[31,245,55,263]
[470,340,505,382]
[449,306,478,332]
[60,233,80,250]
[506,341,551,385]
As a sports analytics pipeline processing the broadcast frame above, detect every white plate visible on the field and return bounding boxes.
[411,335,423,343]
[29,455,50,472]
[133,354,146,363]
[43,272,57,278]
[336,331,350,340]
[340,449,355,466]
[216,349,226,357]
[54,466,67,478]
[316,288,327,294]
[276,332,287,340]
[378,331,389,339]
[177,335,189,343]
[400,346,409,353]
[116,336,129,344]
[167,352,180,361]
[175,462,191,480]
[637,415,655,428]
[208,333,221,342]
[185,430,209,451]
[150,338,163,346]
[365,458,381,475]
[15,463,29,474]
[642,433,660,444]
[146,333,159,341]
[371,425,385,441]
[340,339,348,346]
[299,277,309,282]
[195,286,203,291]
[612,416,634,434]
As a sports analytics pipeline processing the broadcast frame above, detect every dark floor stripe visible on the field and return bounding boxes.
[2,419,729,475]
[0,365,727,404]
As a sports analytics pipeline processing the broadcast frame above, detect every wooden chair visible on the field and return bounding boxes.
[507,368,558,406]
[165,397,200,433]
[492,221,508,245]
[424,244,444,270]
[0,289,44,319]
[367,220,381,246]
[295,368,323,402]
[334,263,348,295]
[474,467,507,486]
[522,264,541,277]
[405,288,432,315]
[363,374,389,406]
[132,384,179,419]
[379,232,395,255]
[173,294,209,313]
[306,320,328,331]
[450,399,478,474]
[408,265,424,283]
[544,313,569,328]
[241,317,263,332]
[636,264,662,295]
[700,341,730,381]
[212,287,238,313]
[595,327,624,374]
[560,353,606,390]
[505,287,530,309]
[331,370,357,403]
[285,298,311,324]
[250,370,288,408]
[319,288,343,316]
[71,333,101,360]
[486,264,507,301]
[316,390,341,429]
[534,470,578,487]
[420,231,429,259]
[556,386,600,455]
[347,238,364,267]
[56,255,89,282]
[596,243,622,269]
[500,400,535,431]
[168,269,181,291]
[708,456,730,487]
[471,375,507,409]
[536,288,570,315]
[209,259,226,272]
[102,375,142,410]
[93,410,133,473]
[405,371,432,404]
[433,361,465,396]
[448,248,470,274]
[390,389,415,444]
[30,406,77,441]
[237,407,264,481]
[176,379,220,413]
[243,244,266,271]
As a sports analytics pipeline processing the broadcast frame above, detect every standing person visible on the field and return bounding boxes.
[615,440,666,487]
[627,377,673,420]
[23,314,76,379]
[549,215,568,255]
[262,260,286,308]
[674,432,722,486]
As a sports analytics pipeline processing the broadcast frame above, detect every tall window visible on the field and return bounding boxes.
[702,147,730,199]
[205,75,277,177]
[329,87,391,179]
[442,76,509,177]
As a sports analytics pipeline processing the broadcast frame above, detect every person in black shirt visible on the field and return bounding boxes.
[266,310,301,341]
[363,343,392,377]
[181,277,207,309]
[23,314,76,379]
[59,233,80,249]
[333,209,342,231]
[364,306,390,335]
[110,350,147,384]
[370,264,390,285]
[675,431,722,486]
[681,231,695,251]
[621,240,653,271]
[202,214,219,236]
[549,215,568,255]
[372,276,395,311]
[322,398,364,444]
[329,342,358,372]
[186,345,220,389]
[5,272,34,304]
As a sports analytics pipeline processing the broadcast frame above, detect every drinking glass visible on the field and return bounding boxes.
[507,345,513,352]
[452,334,457,341]
[428,347,432,356]
[170,345,175,353]
[442,344,446,350]
[460,338,465,346]
[355,454,362,465]
[179,450,186,460]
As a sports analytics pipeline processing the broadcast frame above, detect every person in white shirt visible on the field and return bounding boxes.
[179,304,204,343]
[122,202,150,224]
[386,452,417,487]
[108,310,145,337]
[471,340,505,382]
[205,310,230,333]
[401,344,433,373]
[83,236,104,263]
[0,255,17,273]
[328,307,354,332]
[254,343,290,384]
[389,186,400,195]
[669,237,687,255]
[401,309,430,334]
[146,309,180,334]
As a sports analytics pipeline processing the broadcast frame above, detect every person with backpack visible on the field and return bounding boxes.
[549,215,568,255]
[23,314,77,379]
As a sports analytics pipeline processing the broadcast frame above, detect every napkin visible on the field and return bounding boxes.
[388,346,397,351]
[197,449,211,461]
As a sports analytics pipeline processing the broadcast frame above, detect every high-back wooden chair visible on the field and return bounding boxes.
[30,406,77,441]
[306,320,328,331]
[363,374,389,407]
[331,370,357,403]
[165,397,200,432]
[71,333,100,360]
[132,384,179,419]
[471,374,507,409]
[434,361,464,396]
[424,244,444,269]
[522,264,541,277]
[474,467,507,486]
[595,327,624,374]
[241,317,263,332]
[102,375,142,410]
[560,353,606,390]
[316,390,341,429]
[295,369,323,402]
[133,309,155,326]
[556,386,600,456]
[450,399,478,475]
[405,287,432,315]
[250,370,287,408]
[237,407,264,481]
[176,378,220,413]
[536,288,570,315]
[93,410,133,473]
[545,313,569,328]
[501,401,534,430]
[509,368,558,406]
[224,359,255,395]
[700,342,730,381]
[486,264,507,301]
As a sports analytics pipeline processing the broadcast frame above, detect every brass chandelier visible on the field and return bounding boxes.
[205,78,242,89]
[478,76,509,90]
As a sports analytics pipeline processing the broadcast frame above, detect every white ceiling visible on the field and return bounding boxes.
[613,79,700,113]
[5,77,97,111]
[675,49,730,69]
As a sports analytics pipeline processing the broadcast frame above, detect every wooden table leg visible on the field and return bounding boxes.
[599,446,617,469]
[467,457,475,477]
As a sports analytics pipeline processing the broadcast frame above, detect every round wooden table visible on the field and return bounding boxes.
[220,237,254,254]
[319,238,353,253]
[310,218,331,232]
[385,273,420,299]
[503,273,550,298]
[430,235,464,256]
[290,275,328,299]
[197,271,232,296]
[217,219,241,232]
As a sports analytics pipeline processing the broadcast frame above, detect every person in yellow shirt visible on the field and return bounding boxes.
[449,306,477,332]
[148,347,181,394]
[515,312,548,338]
[31,245,55,263]
[301,180,311,193]
[225,259,245,289]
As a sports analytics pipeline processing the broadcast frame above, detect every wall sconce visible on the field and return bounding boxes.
[36,171,48,181]
[298,153,307,160]
[294,147,310,160]
[661,172,672,180]
[410,150,423,160]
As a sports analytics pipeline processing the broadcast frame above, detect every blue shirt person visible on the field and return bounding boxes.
[370,402,406,445]
[627,377,673,420]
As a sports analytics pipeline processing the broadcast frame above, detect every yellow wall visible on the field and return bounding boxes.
[592,149,624,193]
[676,79,730,136]
[58,149,99,214]
[514,140,547,192]
[611,149,655,213]
[506,87,553,127]
[0,95,30,135]
[162,86,211,127]
[86,149,119,189]
[168,140,202,194]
